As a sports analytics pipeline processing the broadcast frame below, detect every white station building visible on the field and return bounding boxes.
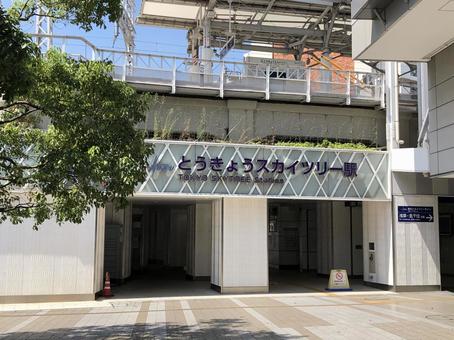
[1,0,454,303]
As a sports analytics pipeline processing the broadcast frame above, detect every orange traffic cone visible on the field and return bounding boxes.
[103,272,113,297]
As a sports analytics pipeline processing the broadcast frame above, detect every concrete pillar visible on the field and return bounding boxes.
[211,199,222,288]
[385,61,400,149]
[332,202,351,273]
[94,208,106,293]
[392,195,440,291]
[212,197,268,293]
[105,202,132,280]
[187,202,212,279]
[317,201,332,275]
[363,201,394,289]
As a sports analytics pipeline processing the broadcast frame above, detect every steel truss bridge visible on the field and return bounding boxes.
[138,0,353,59]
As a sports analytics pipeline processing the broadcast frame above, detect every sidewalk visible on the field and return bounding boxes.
[1,291,454,339]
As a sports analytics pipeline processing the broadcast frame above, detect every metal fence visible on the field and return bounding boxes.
[31,34,384,105]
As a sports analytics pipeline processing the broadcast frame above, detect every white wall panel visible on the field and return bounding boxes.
[0,210,97,297]
[428,43,454,177]
[363,201,394,286]
[211,199,222,287]
[332,202,350,273]
[194,202,212,277]
[393,195,440,287]
[317,201,332,275]
[94,208,105,293]
[222,197,268,291]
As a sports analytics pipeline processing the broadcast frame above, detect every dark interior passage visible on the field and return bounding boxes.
[267,200,364,293]
[439,197,454,291]
[104,200,214,298]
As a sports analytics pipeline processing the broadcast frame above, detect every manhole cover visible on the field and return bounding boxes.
[426,314,454,321]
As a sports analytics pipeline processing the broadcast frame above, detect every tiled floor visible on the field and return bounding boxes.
[109,269,381,300]
[1,291,454,339]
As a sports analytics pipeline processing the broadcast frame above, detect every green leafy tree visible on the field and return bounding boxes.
[8,0,122,30]
[1,4,153,228]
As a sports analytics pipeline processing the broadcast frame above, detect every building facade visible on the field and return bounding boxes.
[1,0,453,303]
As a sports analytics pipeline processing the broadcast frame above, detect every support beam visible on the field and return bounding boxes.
[323,5,338,50]
[210,21,325,37]
[289,6,330,48]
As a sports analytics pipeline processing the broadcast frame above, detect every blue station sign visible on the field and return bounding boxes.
[398,206,434,223]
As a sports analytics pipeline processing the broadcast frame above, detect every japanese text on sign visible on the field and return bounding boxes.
[177,156,358,177]
[398,206,434,223]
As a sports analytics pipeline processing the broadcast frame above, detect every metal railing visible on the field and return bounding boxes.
[31,34,384,105]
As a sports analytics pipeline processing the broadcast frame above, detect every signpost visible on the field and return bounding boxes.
[398,206,434,222]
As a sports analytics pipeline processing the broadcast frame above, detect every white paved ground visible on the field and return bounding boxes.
[1,291,454,339]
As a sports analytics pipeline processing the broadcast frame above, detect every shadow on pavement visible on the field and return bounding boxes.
[1,318,304,339]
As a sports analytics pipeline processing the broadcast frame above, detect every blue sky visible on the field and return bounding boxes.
[3,0,247,61]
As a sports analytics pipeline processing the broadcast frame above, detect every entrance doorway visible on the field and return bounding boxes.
[267,200,366,292]
[438,197,454,291]
[102,199,216,298]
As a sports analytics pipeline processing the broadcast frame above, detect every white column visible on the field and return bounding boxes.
[363,201,394,288]
[317,201,332,275]
[385,61,400,149]
[187,202,212,279]
[220,197,268,293]
[94,208,106,293]
[393,195,440,289]
[211,199,223,288]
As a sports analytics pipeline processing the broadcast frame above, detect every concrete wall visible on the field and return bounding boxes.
[363,201,394,287]
[187,202,212,278]
[317,201,333,275]
[390,173,441,289]
[221,197,268,293]
[105,203,132,279]
[0,209,98,302]
[211,199,223,287]
[94,208,106,293]
[428,43,454,176]
[393,195,440,288]
[352,0,422,60]
[147,96,387,145]
[168,208,188,267]
[299,207,317,271]
[332,202,351,273]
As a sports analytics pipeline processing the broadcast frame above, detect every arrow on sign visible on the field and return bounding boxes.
[428,214,433,222]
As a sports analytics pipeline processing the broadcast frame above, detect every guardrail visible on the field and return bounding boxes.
[31,34,384,106]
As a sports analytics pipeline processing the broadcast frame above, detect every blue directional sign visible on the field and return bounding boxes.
[398,206,434,222]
